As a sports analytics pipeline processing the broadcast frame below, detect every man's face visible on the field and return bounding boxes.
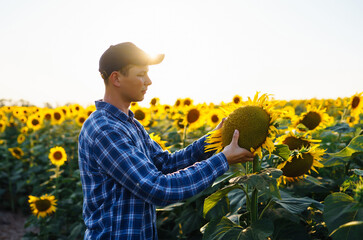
[117,65,151,102]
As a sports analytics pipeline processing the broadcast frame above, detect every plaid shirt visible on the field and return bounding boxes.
[78,100,228,240]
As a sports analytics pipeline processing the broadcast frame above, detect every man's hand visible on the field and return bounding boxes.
[222,129,254,165]
[214,117,226,131]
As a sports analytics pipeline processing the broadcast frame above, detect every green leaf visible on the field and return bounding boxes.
[326,122,356,134]
[228,188,246,214]
[323,192,363,240]
[353,169,363,176]
[303,175,324,186]
[248,218,274,240]
[272,144,290,161]
[321,156,346,167]
[329,221,363,237]
[229,168,282,186]
[271,218,310,240]
[202,217,243,240]
[229,168,282,198]
[203,185,241,218]
[212,171,240,187]
[68,222,85,240]
[330,135,363,158]
[275,196,323,214]
[203,217,273,240]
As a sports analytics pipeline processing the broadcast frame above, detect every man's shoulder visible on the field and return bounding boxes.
[81,109,128,139]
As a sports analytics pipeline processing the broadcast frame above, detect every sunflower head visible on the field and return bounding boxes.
[8,147,24,159]
[232,95,242,105]
[207,108,223,128]
[27,114,43,131]
[51,109,65,125]
[150,97,160,106]
[280,152,314,178]
[49,146,67,166]
[183,98,193,107]
[17,134,26,144]
[206,92,279,157]
[349,92,363,116]
[75,114,88,127]
[277,132,325,183]
[85,105,96,116]
[281,136,311,151]
[0,120,6,133]
[28,194,57,218]
[222,105,270,150]
[131,106,151,127]
[294,105,330,132]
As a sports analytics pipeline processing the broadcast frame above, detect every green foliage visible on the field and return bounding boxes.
[0,102,362,240]
[323,192,363,240]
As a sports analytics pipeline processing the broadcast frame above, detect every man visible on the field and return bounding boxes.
[78,42,254,239]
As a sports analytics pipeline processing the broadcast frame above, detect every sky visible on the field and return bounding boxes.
[0,0,362,107]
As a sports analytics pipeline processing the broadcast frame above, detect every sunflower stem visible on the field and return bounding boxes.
[252,155,260,173]
[4,141,15,213]
[259,198,274,220]
[182,124,188,148]
[55,166,60,198]
[250,188,258,224]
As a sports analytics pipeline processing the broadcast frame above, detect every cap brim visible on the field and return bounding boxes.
[148,54,165,65]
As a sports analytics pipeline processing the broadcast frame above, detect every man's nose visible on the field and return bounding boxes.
[145,76,152,85]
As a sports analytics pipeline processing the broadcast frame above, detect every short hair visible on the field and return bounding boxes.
[102,64,133,85]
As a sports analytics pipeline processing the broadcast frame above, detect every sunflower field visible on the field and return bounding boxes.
[0,92,363,240]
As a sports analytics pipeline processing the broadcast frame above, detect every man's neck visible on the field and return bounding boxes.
[103,94,130,116]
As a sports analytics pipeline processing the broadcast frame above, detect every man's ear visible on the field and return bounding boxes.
[109,71,121,87]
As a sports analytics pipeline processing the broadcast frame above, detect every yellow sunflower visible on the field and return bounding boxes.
[17,134,26,144]
[149,132,170,151]
[276,131,321,151]
[12,107,24,120]
[182,98,193,107]
[1,106,13,113]
[27,114,43,131]
[58,106,71,119]
[131,106,151,127]
[293,104,330,132]
[69,103,84,116]
[182,105,206,131]
[48,146,67,166]
[206,108,224,128]
[42,108,53,121]
[346,115,360,127]
[20,126,29,134]
[276,132,325,183]
[0,110,7,121]
[85,105,96,117]
[149,104,165,120]
[19,115,27,124]
[28,194,57,218]
[174,98,182,108]
[150,97,160,107]
[52,108,66,125]
[173,116,186,132]
[334,98,343,108]
[0,119,6,133]
[349,92,363,117]
[205,92,279,158]
[232,95,243,105]
[8,147,24,159]
[75,113,88,127]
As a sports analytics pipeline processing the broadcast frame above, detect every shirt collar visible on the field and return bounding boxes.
[95,100,134,122]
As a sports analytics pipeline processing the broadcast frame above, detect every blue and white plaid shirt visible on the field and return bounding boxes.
[78,100,229,239]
